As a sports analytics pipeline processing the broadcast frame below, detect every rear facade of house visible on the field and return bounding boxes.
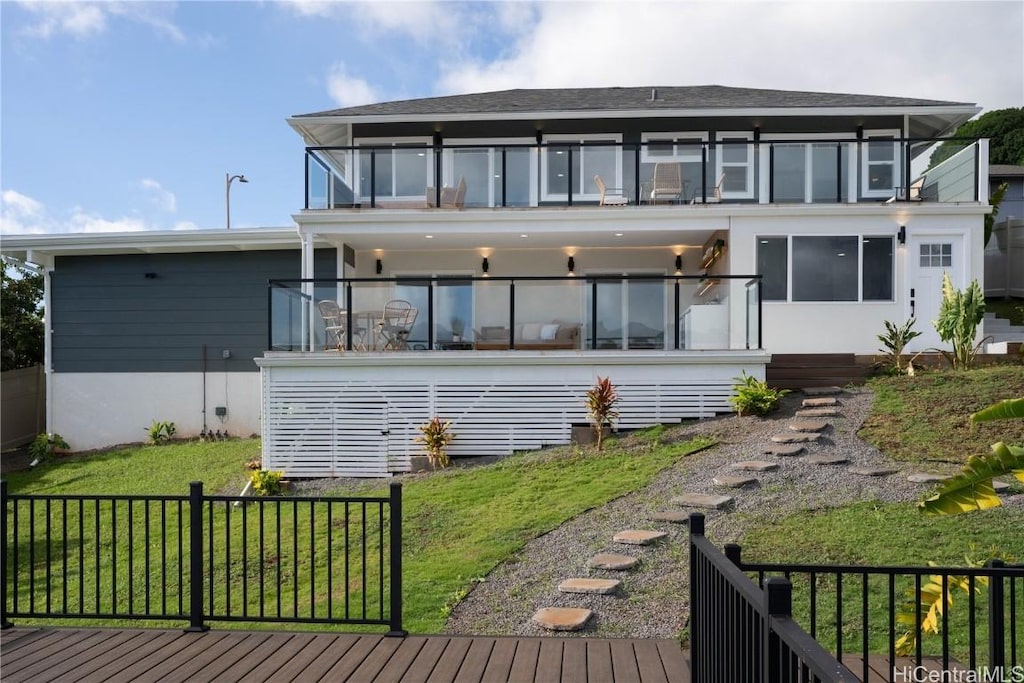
[1,85,991,476]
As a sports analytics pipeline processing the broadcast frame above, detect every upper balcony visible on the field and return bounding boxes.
[303,137,988,212]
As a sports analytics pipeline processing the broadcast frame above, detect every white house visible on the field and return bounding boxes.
[1,85,990,476]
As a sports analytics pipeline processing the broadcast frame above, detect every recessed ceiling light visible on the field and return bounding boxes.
[425,235,434,239]
[837,252,846,257]
[520,234,528,238]
[615,233,623,237]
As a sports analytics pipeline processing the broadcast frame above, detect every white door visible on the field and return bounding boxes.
[906,236,963,351]
[332,402,389,477]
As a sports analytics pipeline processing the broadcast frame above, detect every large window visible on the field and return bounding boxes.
[757,236,894,302]
[542,135,621,201]
[355,138,433,201]
[861,130,900,199]
[585,275,666,350]
[641,132,707,163]
[715,132,754,199]
[443,139,536,207]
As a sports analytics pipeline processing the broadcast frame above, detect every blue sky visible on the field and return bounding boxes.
[2,0,1022,235]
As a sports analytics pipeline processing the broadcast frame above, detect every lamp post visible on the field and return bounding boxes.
[225,173,248,229]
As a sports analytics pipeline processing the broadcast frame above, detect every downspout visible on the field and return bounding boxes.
[40,259,54,436]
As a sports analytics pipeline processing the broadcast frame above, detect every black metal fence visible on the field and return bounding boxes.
[734,547,1022,682]
[1,481,404,634]
[689,512,857,682]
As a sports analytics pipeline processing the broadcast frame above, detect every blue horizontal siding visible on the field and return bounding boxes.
[52,249,335,373]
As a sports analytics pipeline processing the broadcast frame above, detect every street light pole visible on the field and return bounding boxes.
[225,173,248,229]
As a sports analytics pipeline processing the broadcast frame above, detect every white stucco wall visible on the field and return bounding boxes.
[50,372,262,451]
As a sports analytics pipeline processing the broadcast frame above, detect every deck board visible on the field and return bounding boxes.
[0,626,936,682]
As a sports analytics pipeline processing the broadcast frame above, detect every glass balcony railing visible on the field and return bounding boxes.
[268,275,763,354]
[303,137,986,210]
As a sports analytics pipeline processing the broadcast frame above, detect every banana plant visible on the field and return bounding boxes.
[919,397,1024,515]
[932,274,986,370]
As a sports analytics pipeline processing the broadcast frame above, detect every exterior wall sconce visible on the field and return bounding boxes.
[482,257,489,274]
[144,272,157,279]
[376,258,383,275]
[567,256,575,275]
[674,254,683,275]
[898,225,906,245]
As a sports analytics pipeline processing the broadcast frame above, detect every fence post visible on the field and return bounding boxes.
[987,558,1005,670]
[763,577,792,683]
[185,481,208,632]
[689,513,705,682]
[1,480,11,629]
[725,543,742,567]
[386,483,406,637]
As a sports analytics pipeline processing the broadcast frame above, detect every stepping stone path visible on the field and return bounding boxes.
[649,511,690,524]
[587,554,639,570]
[713,474,759,488]
[764,444,805,457]
[908,473,951,483]
[613,530,667,546]
[803,386,843,396]
[532,607,593,631]
[729,460,779,472]
[558,578,621,595]
[671,493,734,509]
[771,432,821,444]
[796,407,840,418]
[849,466,898,477]
[806,454,849,466]
[994,480,1011,493]
[789,419,829,432]
[802,397,839,407]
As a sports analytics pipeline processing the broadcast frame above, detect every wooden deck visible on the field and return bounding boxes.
[0,627,691,682]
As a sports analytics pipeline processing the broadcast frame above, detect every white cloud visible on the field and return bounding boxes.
[436,2,1023,114]
[15,1,186,43]
[284,0,463,48]
[140,179,178,213]
[1,190,154,235]
[173,220,199,231]
[327,62,380,107]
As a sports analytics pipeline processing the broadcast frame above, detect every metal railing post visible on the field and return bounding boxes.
[763,577,792,683]
[186,481,208,632]
[689,512,705,682]
[386,483,406,636]
[1,480,11,629]
[988,558,1005,670]
[725,543,742,567]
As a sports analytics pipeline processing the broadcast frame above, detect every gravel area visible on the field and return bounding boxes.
[441,387,997,640]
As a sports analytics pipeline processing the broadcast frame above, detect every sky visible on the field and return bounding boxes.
[1,0,1022,235]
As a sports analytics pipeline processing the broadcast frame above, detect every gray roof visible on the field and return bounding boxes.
[295,85,974,119]
[990,164,1024,177]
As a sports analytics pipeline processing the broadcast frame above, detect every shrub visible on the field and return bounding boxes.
[417,417,454,468]
[248,469,284,496]
[28,432,69,463]
[146,420,177,444]
[933,274,986,370]
[876,319,922,375]
[585,376,621,451]
[730,372,790,417]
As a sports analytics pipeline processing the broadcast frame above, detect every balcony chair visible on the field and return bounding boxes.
[318,300,366,352]
[693,172,726,204]
[650,162,684,203]
[594,174,628,206]
[378,300,418,351]
[427,176,467,208]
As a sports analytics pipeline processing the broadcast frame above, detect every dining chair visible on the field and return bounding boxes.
[318,300,366,352]
[378,300,418,351]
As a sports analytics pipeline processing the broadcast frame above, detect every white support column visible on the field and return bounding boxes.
[847,142,858,203]
[301,232,315,352]
[758,149,770,204]
[978,138,990,203]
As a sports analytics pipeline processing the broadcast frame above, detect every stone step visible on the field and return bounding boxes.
[764,444,805,457]
[788,419,829,433]
[671,493,734,510]
[795,407,841,418]
[649,511,690,524]
[803,386,844,396]
[806,454,849,466]
[558,578,621,595]
[907,473,952,484]
[587,554,639,570]
[771,432,822,444]
[713,474,759,488]
[532,607,593,631]
[849,466,898,477]
[802,397,839,407]
[729,460,779,472]
[613,530,668,546]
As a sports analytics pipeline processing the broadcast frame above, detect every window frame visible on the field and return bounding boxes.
[715,132,755,199]
[761,132,855,203]
[756,234,896,303]
[541,133,623,202]
[640,132,708,163]
[353,136,434,201]
[860,129,902,200]
[441,138,537,207]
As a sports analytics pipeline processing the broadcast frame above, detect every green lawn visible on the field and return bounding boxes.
[4,431,712,634]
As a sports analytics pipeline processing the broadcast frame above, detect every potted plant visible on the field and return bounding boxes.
[450,317,465,342]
